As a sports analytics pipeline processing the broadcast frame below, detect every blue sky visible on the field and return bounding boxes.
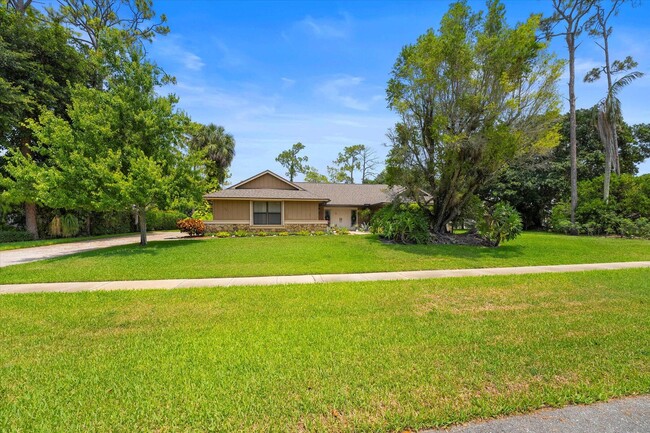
[149,0,650,183]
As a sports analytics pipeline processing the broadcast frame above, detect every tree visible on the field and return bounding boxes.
[483,108,649,228]
[632,124,650,162]
[4,39,189,246]
[327,144,364,183]
[385,0,562,236]
[0,4,87,238]
[275,142,308,182]
[360,146,380,183]
[546,0,597,227]
[49,0,169,52]
[188,123,236,188]
[7,0,32,13]
[48,0,169,89]
[303,167,328,183]
[584,0,643,201]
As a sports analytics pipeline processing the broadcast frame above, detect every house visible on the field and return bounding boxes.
[204,170,403,232]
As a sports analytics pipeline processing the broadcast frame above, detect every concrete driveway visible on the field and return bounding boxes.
[0,232,195,268]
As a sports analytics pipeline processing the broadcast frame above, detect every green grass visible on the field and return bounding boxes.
[1,269,648,432]
[1,232,648,284]
[0,232,138,251]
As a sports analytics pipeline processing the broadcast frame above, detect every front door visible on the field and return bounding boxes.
[325,207,356,228]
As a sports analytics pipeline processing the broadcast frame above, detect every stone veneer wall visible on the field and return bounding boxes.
[205,222,328,233]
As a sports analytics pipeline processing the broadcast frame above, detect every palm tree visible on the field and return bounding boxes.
[585,0,644,202]
[595,70,643,201]
[189,123,236,186]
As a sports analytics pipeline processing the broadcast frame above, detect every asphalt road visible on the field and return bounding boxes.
[423,396,650,433]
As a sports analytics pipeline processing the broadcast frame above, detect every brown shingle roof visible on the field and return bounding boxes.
[296,182,404,206]
[204,188,328,201]
[204,170,406,205]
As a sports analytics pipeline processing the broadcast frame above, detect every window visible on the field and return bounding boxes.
[253,201,282,225]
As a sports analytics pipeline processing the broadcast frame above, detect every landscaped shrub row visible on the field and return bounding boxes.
[371,202,523,246]
[206,228,348,238]
[0,230,34,243]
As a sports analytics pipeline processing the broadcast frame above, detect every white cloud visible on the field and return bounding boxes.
[281,77,296,89]
[316,75,372,111]
[212,39,248,68]
[183,52,205,71]
[170,81,278,122]
[297,13,352,39]
[153,35,205,72]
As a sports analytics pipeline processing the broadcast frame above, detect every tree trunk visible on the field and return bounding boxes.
[568,32,578,232]
[85,212,92,235]
[603,147,612,202]
[25,202,38,239]
[603,24,617,198]
[138,207,147,246]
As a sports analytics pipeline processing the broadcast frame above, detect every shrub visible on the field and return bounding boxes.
[370,203,430,244]
[358,208,372,224]
[278,231,289,236]
[295,230,311,236]
[147,209,187,231]
[550,174,650,237]
[216,231,230,238]
[313,230,326,236]
[233,230,249,237]
[336,227,350,235]
[176,218,205,237]
[90,211,133,235]
[476,202,523,246]
[49,216,62,238]
[61,214,80,238]
[0,230,34,243]
[256,231,268,237]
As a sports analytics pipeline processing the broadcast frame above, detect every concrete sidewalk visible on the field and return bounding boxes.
[1,261,649,295]
[423,395,650,433]
[0,232,195,268]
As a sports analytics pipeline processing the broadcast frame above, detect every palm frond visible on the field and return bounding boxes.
[610,71,645,96]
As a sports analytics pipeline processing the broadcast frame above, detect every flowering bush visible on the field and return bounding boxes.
[176,218,205,237]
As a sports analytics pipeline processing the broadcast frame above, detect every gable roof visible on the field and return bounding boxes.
[229,170,303,191]
[204,170,328,201]
[204,170,406,206]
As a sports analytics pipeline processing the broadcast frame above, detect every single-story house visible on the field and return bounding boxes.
[204,170,404,232]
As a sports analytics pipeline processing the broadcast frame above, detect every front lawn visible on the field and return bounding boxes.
[1,231,648,284]
[1,269,648,432]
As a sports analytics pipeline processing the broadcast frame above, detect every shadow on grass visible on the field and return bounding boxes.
[37,239,200,263]
[360,234,526,260]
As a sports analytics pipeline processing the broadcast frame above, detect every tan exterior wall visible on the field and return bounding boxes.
[284,201,319,222]
[237,173,296,190]
[213,200,250,221]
